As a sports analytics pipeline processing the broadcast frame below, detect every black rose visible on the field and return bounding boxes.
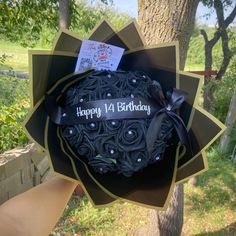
[117,153,134,177]
[98,85,120,99]
[98,71,121,87]
[62,125,83,147]
[118,151,149,177]
[148,117,173,164]
[148,142,166,164]
[160,118,173,140]
[117,120,147,152]
[82,121,103,140]
[89,154,117,174]
[129,151,149,171]
[95,136,120,159]
[125,71,145,89]
[77,76,98,90]
[76,136,96,160]
[105,120,123,132]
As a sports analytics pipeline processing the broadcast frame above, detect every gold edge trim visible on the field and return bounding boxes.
[29,49,78,57]
[175,42,180,88]
[186,108,196,131]
[57,127,120,206]
[57,130,115,206]
[88,18,114,39]
[161,144,180,210]
[22,97,46,151]
[133,20,146,45]
[57,127,80,180]
[44,118,57,174]
[52,29,64,51]
[59,126,178,210]
[178,145,187,161]
[56,128,117,208]
[124,42,178,56]
[179,70,204,109]
[58,128,119,199]
[196,106,226,130]
[178,82,225,168]
[176,73,180,90]
[53,172,117,209]
[99,144,180,211]
[28,51,33,108]
[178,112,225,171]
[175,41,180,74]
[46,118,116,207]
[178,71,203,130]
[176,151,208,184]
[117,19,146,47]
[52,28,83,51]
[116,19,142,50]
[47,69,94,95]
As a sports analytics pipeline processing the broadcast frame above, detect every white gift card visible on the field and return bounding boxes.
[75,40,124,72]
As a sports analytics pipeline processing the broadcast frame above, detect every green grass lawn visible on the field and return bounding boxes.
[0,39,50,72]
[0,40,29,72]
[183,148,236,236]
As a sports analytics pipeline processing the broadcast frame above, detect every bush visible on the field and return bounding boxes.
[0,99,30,153]
[0,76,30,153]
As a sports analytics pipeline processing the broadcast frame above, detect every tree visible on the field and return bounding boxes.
[137,1,200,235]
[200,0,236,111]
[219,88,236,152]
[0,0,59,46]
[0,0,127,47]
[59,0,70,29]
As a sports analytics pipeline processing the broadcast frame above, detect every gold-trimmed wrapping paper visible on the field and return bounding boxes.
[23,20,225,209]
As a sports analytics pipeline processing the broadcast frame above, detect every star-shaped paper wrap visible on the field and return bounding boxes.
[24,20,225,210]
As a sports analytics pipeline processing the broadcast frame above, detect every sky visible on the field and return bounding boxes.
[111,0,236,26]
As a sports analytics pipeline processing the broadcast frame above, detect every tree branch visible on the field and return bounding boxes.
[200,29,209,43]
[207,1,236,47]
[213,0,234,79]
[225,5,236,27]
[216,29,233,79]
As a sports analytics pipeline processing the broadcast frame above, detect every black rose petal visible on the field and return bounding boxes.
[99,85,120,99]
[117,153,134,177]
[77,76,98,90]
[95,136,120,159]
[117,120,146,152]
[76,136,96,160]
[83,121,103,140]
[62,125,83,147]
[117,151,148,177]
[149,143,166,164]
[89,155,117,174]
[105,120,123,131]
[148,117,173,164]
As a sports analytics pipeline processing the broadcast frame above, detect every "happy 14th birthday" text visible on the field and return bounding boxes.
[76,100,151,120]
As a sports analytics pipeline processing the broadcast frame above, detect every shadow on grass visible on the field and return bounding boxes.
[195,221,236,236]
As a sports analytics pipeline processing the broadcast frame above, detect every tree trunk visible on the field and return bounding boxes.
[219,88,236,153]
[59,0,70,29]
[137,1,199,235]
[138,0,199,70]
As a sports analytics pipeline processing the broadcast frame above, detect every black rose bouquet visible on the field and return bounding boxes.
[24,20,225,209]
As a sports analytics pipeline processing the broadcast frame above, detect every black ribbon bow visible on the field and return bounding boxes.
[146,81,189,154]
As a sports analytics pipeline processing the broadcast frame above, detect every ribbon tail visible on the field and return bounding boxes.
[168,111,191,148]
[146,111,167,154]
